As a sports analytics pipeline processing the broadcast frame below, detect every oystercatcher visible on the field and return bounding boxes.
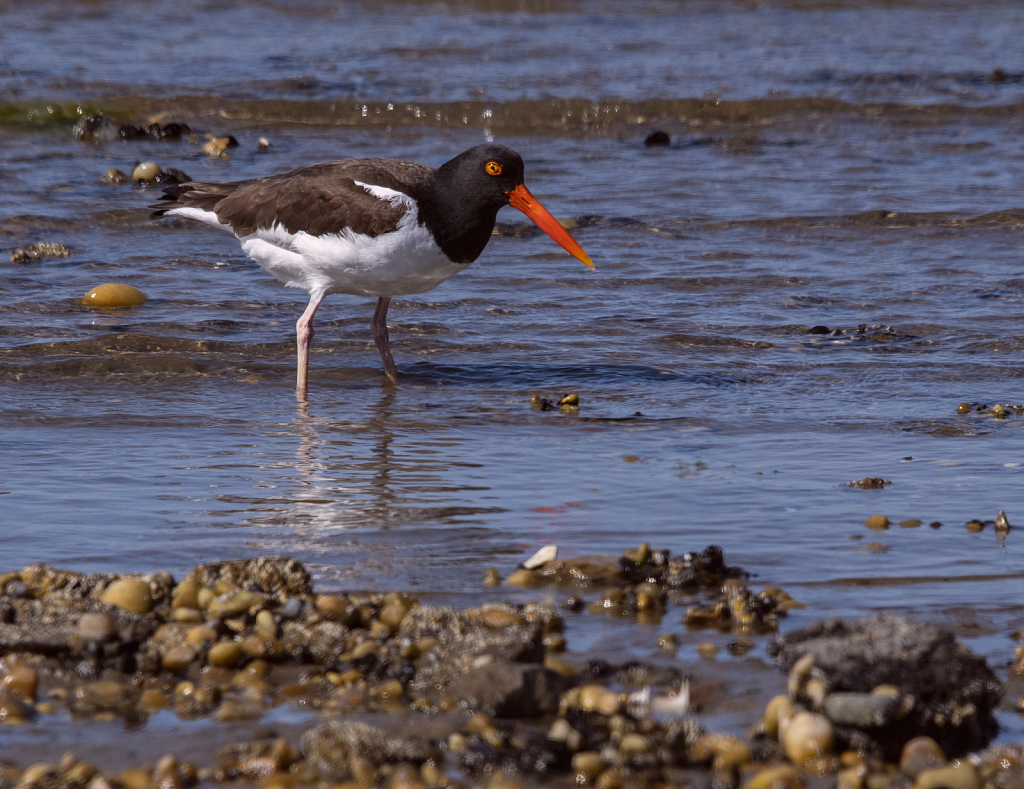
[152,144,593,397]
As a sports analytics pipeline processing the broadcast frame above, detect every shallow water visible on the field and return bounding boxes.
[2,0,1024,747]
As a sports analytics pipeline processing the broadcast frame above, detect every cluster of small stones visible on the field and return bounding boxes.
[0,555,1021,789]
[74,115,192,143]
[9,242,71,264]
[864,512,1011,536]
[504,544,802,633]
[957,402,1024,418]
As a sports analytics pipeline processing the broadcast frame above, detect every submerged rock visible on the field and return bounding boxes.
[768,614,1002,758]
[301,721,440,781]
[450,662,572,717]
[9,242,71,264]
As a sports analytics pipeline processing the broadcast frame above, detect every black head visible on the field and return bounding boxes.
[435,144,526,210]
[420,144,528,263]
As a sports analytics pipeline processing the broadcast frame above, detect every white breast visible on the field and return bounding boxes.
[167,185,467,300]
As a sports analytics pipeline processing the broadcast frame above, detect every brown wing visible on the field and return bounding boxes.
[152,158,435,238]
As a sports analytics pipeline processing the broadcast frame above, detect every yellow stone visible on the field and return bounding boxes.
[121,768,153,789]
[783,711,835,763]
[0,667,39,703]
[83,284,147,308]
[741,764,805,789]
[100,578,152,613]
[208,640,245,668]
[914,764,980,789]
[131,162,161,182]
[864,515,890,530]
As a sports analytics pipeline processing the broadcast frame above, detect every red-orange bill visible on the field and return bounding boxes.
[507,184,594,269]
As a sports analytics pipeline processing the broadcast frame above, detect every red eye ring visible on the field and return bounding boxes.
[485,161,503,176]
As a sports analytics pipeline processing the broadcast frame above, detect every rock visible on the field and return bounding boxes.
[82,284,148,308]
[9,242,71,264]
[100,578,152,613]
[644,131,671,147]
[864,515,889,530]
[823,691,901,728]
[900,736,945,778]
[782,711,835,763]
[185,558,312,601]
[450,662,571,717]
[769,614,1002,758]
[77,613,115,641]
[202,136,239,157]
[400,605,544,691]
[301,721,439,781]
[742,765,804,789]
[0,666,39,702]
[131,162,161,182]
[913,763,980,789]
[208,641,244,668]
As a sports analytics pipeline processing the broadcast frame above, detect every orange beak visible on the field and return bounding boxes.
[507,184,594,269]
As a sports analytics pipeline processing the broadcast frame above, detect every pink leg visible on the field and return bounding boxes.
[371,296,399,383]
[296,291,326,399]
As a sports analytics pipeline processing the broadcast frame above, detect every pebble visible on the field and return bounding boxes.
[788,653,815,696]
[172,607,204,623]
[899,519,922,528]
[912,763,980,789]
[864,515,890,530]
[578,684,621,716]
[255,609,277,638]
[658,633,678,652]
[995,510,1011,534]
[782,711,835,763]
[121,768,152,789]
[131,162,161,182]
[315,594,356,623]
[100,169,129,184]
[208,641,244,668]
[899,736,946,778]
[757,694,790,738]
[172,581,200,609]
[691,734,752,771]
[22,765,59,784]
[742,765,804,789]
[77,613,116,641]
[965,519,985,533]
[1,667,39,703]
[482,567,501,587]
[82,284,148,309]
[0,688,34,723]
[572,751,605,780]
[644,131,671,146]
[823,691,900,728]
[504,569,542,588]
[696,642,719,658]
[956,402,971,414]
[83,679,124,709]
[209,590,263,618]
[161,644,198,673]
[618,733,650,754]
[201,136,239,157]
[186,625,219,646]
[99,578,152,613]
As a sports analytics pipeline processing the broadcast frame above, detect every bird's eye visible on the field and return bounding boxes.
[485,161,503,176]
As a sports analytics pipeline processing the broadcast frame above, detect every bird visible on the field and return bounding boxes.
[152,144,593,397]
